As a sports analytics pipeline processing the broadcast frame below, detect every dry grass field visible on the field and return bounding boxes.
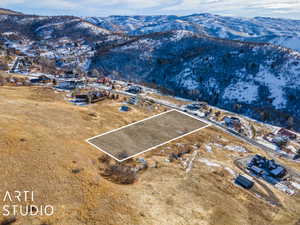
[0,86,299,225]
[88,110,207,161]
[0,9,21,15]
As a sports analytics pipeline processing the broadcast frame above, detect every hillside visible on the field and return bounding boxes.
[87,14,300,52]
[91,31,300,131]
[0,8,22,15]
[0,12,299,131]
[0,85,299,225]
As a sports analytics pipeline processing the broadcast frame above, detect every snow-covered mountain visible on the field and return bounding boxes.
[87,14,300,52]
[90,30,300,130]
[0,14,121,72]
[0,11,300,130]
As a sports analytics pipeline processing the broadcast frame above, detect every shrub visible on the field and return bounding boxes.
[102,164,137,184]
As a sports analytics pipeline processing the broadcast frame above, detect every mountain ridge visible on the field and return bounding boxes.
[86,13,300,52]
[0,8,23,15]
[0,11,299,131]
[90,30,300,130]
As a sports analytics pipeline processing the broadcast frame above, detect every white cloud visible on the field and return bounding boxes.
[78,0,149,9]
[39,0,77,9]
[162,0,300,18]
[0,0,25,5]
[0,0,300,19]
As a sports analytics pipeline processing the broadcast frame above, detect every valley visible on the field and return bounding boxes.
[0,7,300,225]
[0,11,299,131]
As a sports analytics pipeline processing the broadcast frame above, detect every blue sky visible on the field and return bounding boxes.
[1,0,300,19]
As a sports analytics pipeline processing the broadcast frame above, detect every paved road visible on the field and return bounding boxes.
[150,96,298,161]
[96,87,283,156]
[234,157,282,207]
[8,66,299,162]
[106,87,296,204]
[34,81,299,162]
[106,88,292,205]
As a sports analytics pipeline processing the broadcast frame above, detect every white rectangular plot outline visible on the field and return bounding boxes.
[86,109,210,162]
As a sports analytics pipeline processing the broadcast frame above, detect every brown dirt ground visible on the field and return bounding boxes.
[0,86,299,225]
[88,110,207,160]
[0,9,20,15]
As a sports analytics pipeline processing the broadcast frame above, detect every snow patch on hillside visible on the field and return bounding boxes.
[224,145,247,153]
[198,158,221,167]
[223,81,258,103]
[255,66,287,109]
[170,30,195,41]
[175,68,199,89]
[76,22,110,35]
[272,37,300,52]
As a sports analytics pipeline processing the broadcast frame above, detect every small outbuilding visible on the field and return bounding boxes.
[277,128,297,140]
[270,167,286,178]
[128,96,138,105]
[126,85,142,94]
[235,175,254,189]
[120,105,131,112]
[262,174,278,185]
[249,166,264,175]
[30,75,51,84]
[186,103,202,111]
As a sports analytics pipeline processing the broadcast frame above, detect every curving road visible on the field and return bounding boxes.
[104,87,292,160]
[234,158,282,207]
